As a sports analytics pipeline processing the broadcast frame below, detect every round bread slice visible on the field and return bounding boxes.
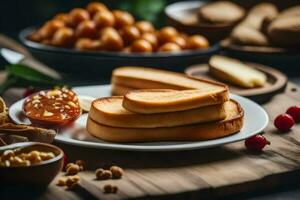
[198,1,245,24]
[111,67,228,92]
[123,89,229,114]
[88,96,226,128]
[86,100,243,143]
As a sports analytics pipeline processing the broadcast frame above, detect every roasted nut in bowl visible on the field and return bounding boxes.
[20,1,220,79]
[131,39,153,53]
[86,2,108,17]
[135,21,155,33]
[67,8,90,28]
[93,11,115,29]
[20,27,220,80]
[112,10,135,29]
[75,20,98,39]
[0,142,64,186]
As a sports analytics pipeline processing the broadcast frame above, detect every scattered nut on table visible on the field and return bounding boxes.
[95,168,104,179]
[66,164,80,175]
[103,184,118,194]
[57,160,123,194]
[95,165,124,180]
[56,177,67,186]
[65,163,74,171]
[57,175,80,189]
[110,166,124,179]
[65,175,81,189]
[75,160,85,171]
[95,168,112,180]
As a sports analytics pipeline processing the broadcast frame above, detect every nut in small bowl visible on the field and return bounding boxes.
[0,142,64,186]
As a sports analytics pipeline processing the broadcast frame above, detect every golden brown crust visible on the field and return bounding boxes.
[111,66,228,91]
[86,114,243,143]
[123,89,229,114]
[86,100,244,143]
[89,96,226,128]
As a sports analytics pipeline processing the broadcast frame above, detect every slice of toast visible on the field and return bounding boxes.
[88,96,226,128]
[209,55,267,88]
[112,66,228,91]
[87,100,243,142]
[123,89,229,114]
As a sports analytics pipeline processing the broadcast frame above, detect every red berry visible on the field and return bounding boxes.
[274,114,295,131]
[286,106,300,122]
[245,135,270,151]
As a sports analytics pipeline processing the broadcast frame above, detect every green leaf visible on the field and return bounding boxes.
[118,0,132,11]
[0,64,61,95]
[134,0,166,22]
[117,0,166,26]
[6,64,57,85]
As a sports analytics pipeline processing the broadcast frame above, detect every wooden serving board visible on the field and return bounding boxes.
[27,83,300,200]
[220,38,300,54]
[185,63,288,103]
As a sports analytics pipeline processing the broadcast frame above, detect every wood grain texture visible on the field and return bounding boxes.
[2,81,300,200]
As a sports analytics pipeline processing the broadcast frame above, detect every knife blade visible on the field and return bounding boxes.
[0,48,62,80]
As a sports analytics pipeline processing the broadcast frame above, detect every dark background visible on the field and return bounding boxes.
[1,0,299,36]
[0,0,299,75]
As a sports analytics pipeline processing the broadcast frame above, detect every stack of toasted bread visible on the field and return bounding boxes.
[86,67,244,143]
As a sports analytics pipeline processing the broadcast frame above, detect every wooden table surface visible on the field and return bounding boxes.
[1,76,300,200]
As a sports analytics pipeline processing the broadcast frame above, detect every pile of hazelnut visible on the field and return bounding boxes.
[28,2,209,53]
[57,159,124,194]
[56,160,86,189]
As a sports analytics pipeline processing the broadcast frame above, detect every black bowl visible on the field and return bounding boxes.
[0,142,63,186]
[19,27,220,81]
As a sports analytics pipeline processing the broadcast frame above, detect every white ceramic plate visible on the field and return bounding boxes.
[9,85,269,151]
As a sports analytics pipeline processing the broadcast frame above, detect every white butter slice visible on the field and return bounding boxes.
[209,55,267,88]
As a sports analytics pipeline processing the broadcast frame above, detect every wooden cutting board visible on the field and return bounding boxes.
[28,83,300,200]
